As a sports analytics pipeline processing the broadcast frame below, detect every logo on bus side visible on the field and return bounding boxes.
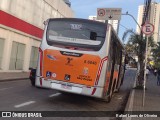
[46,71,52,78]
[83,67,89,75]
[46,71,57,79]
[65,57,73,66]
[52,73,57,78]
[67,58,73,64]
[60,51,83,57]
[47,54,57,60]
[64,74,71,81]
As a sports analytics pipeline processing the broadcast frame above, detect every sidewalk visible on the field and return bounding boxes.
[0,72,29,82]
[123,73,160,120]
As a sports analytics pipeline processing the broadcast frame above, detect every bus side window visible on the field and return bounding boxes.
[113,40,121,65]
[107,39,113,71]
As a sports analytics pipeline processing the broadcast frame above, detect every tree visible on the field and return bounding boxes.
[122,30,154,87]
[152,42,160,68]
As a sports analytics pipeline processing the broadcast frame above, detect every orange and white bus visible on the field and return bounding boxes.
[36,18,125,102]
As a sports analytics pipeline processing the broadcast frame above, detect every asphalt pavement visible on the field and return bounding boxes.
[0,69,136,120]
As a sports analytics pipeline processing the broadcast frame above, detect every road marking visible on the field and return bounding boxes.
[0,87,14,91]
[49,93,61,97]
[14,101,35,108]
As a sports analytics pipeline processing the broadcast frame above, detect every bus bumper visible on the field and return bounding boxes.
[50,81,104,98]
[35,77,104,98]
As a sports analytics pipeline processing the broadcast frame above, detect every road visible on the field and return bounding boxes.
[0,69,136,120]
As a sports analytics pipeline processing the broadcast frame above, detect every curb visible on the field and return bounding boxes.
[0,78,29,82]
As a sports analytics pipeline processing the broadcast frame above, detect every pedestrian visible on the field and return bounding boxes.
[154,68,157,76]
[157,69,160,86]
[146,68,149,79]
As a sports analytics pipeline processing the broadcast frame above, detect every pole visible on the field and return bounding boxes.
[142,36,149,107]
[122,13,141,31]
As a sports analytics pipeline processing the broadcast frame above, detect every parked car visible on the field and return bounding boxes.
[29,68,36,86]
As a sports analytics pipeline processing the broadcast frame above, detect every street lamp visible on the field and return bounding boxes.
[122,12,141,31]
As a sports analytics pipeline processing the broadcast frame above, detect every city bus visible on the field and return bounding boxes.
[35,18,125,102]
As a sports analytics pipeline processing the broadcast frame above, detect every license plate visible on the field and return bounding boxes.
[61,84,72,90]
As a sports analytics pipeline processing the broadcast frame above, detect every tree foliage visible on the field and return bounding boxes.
[126,34,154,57]
[122,30,155,87]
[152,42,160,68]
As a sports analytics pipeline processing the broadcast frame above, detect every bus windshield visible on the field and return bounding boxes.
[46,19,107,51]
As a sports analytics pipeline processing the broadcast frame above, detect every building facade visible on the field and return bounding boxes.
[0,0,74,72]
[63,0,71,7]
[137,2,160,43]
[88,16,120,33]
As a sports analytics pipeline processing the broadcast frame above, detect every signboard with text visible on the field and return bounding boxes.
[97,8,122,20]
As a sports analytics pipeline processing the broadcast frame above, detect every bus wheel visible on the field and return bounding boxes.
[106,95,111,103]
[101,95,111,103]
[103,80,116,103]
[31,79,35,86]
[115,87,120,93]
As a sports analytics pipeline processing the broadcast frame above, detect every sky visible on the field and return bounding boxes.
[69,0,160,41]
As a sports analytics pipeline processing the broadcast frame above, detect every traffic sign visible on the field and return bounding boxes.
[97,8,122,20]
[142,23,154,36]
[98,9,106,17]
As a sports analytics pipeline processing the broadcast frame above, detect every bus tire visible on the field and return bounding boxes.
[101,95,111,103]
[103,81,116,103]
[115,87,120,93]
[106,95,111,103]
[31,80,35,86]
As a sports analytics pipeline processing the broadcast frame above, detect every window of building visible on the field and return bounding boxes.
[9,42,25,70]
[29,46,39,69]
[0,38,4,69]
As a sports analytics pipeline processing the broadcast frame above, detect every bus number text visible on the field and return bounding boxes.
[84,60,97,65]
